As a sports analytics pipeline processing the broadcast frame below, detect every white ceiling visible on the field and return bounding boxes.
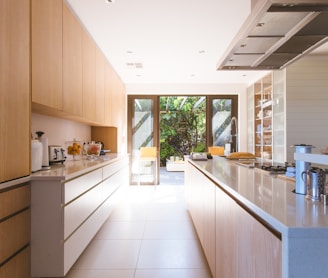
[66,0,328,86]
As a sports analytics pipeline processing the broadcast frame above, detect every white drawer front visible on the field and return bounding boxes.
[64,168,102,204]
[64,207,103,275]
[64,184,102,239]
[102,157,129,179]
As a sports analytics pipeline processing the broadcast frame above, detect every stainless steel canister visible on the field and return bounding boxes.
[302,167,326,201]
[292,144,315,195]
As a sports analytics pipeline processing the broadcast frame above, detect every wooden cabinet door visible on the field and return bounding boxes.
[201,173,216,276]
[95,48,105,123]
[31,0,63,110]
[0,184,30,277]
[63,3,83,116]
[0,0,30,182]
[82,30,96,122]
[236,205,282,278]
[0,247,30,278]
[104,62,114,125]
[216,187,237,278]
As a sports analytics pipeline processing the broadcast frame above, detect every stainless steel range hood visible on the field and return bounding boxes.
[217,0,328,70]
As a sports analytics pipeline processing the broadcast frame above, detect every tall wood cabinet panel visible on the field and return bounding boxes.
[96,48,105,123]
[185,162,215,276]
[0,0,30,182]
[31,0,63,110]
[63,3,83,117]
[215,186,237,278]
[104,63,114,125]
[236,205,282,277]
[82,30,97,122]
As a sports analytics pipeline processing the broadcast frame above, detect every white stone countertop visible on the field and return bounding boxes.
[31,153,128,182]
[189,156,328,238]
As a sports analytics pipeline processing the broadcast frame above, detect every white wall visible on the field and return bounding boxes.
[126,83,249,152]
[32,113,91,147]
[286,56,328,162]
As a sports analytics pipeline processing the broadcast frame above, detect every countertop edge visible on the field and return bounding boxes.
[0,176,31,191]
[187,158,328,238]
[31,153,129,182]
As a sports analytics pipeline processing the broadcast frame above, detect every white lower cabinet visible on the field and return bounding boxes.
[31,157,129,277]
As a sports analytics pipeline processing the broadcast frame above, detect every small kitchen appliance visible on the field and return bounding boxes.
[302,167,326,201]
[49,145,66,164]
[292,144,315,195]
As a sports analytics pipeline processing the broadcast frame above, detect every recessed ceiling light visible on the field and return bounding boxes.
[256,22,265,27]
[198,50,205,54]
[105,0,115,3]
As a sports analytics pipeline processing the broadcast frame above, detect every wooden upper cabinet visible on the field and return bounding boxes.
[63,4,83,117]
[104,63,114,125]
[0,0,30,182]
[31,0,63,110]
[96,49,105,123]
[82,30,97,122]
[113,76,126,128]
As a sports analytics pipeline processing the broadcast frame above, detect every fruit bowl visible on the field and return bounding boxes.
[86,142,102,158]
[65,140,83,160]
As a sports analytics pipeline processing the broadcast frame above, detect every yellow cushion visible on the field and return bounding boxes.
[140,147,157,158]
[208,146,224,156]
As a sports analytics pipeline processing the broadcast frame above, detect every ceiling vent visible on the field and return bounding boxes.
[126,62,143,69]
[217,0,328,70]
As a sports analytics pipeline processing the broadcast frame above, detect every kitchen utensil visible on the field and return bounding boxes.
[301,167,326,201]
[291,144,315,195]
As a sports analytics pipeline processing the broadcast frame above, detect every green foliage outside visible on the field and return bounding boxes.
[160,96,206,166]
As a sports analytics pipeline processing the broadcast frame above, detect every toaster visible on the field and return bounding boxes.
[49,145,66,164]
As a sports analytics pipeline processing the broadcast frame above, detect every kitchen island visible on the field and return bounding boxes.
[185,156,328,278]
[30,153,129,277]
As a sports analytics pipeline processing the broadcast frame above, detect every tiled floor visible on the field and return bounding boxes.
[66,183,212,278]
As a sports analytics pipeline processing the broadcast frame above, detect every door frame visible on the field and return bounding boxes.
[127,94,238,185]
[127,95,160,185]
[206,95,239,148]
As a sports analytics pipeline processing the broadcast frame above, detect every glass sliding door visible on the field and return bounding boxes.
[127,96,159,185]
[207,95,238,153]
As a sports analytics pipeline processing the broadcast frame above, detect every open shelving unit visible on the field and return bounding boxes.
[254,73,273,161]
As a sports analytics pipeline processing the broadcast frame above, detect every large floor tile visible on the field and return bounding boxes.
[143,220,197,239]
[72,239,141,269]
[96,221,146,240]
[66,269,135,278]
[107,206,148,221]
[137,239,208,269]
[134,269,212,278]
[146,205,190,221]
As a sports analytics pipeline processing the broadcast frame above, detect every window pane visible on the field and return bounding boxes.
[212,98,237,152]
